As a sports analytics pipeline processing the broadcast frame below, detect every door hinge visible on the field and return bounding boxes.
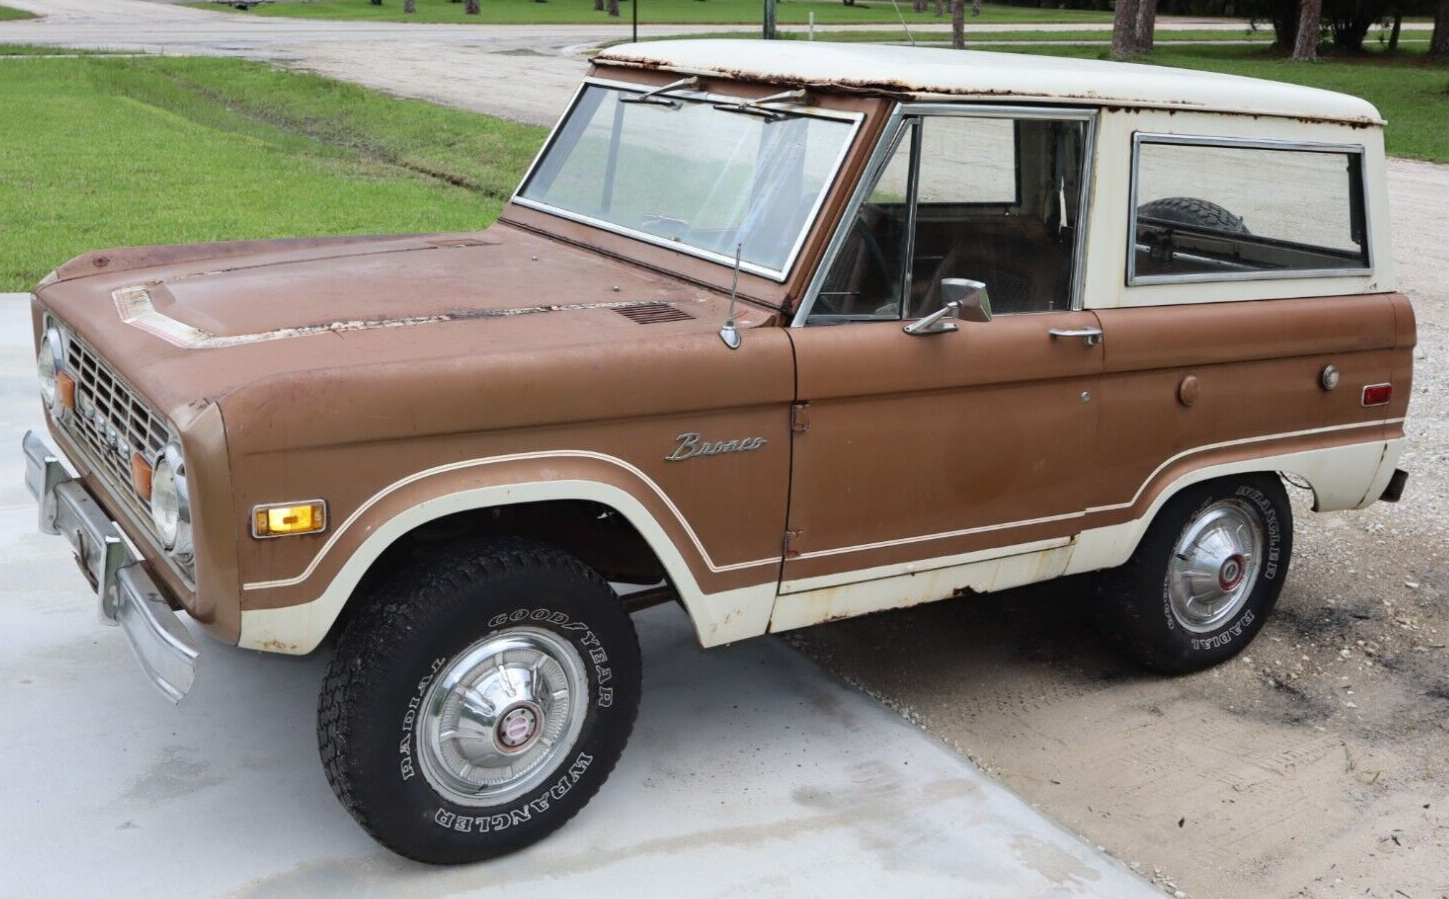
[783,528,804,557]
[790,402,810,434]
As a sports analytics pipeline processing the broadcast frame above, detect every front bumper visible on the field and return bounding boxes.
[23,430,199,702]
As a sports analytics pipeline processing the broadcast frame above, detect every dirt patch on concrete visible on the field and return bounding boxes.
[792,160,1449,899]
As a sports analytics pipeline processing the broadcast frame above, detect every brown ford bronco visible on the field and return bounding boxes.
[25,42,1413,863]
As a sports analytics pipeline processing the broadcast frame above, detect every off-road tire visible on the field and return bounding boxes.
[317,538,641,864]
[1095,474,1292,674]
[1138,196,1250,234]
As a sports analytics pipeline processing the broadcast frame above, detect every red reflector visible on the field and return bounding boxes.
[1361,383,1393,407]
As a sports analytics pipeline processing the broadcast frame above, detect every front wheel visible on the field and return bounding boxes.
[1095,474,1292,673]
[317,538,641,864]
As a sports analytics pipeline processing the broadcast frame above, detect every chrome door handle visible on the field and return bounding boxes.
[1049,327,1103,347]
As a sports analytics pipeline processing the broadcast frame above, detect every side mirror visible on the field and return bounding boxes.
[903,278,991,336]
[941,278,992,323]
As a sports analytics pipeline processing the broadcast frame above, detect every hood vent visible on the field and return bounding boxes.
[614,302,695,325]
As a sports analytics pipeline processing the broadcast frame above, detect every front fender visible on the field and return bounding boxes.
[236,452,781,654]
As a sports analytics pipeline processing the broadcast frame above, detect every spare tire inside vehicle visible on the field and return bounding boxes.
[1137,196,1249,234]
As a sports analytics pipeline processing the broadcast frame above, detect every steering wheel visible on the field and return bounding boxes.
[814,218,896,316]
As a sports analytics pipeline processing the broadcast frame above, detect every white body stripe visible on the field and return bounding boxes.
[239,433,1402,655]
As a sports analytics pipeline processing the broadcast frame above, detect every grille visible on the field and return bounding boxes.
[613,302,695,325]
[57,324,171,528]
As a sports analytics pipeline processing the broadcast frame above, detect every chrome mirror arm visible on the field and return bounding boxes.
[903,301,960,336]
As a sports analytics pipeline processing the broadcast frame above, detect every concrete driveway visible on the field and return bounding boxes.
[0,291,1159,898]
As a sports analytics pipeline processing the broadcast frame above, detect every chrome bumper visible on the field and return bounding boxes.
[23,430,199,702]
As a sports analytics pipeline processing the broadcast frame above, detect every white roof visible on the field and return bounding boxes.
[596,40,1382,125]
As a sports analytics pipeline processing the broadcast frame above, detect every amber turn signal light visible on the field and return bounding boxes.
[130,452,153,502]
[253,501,327,538]
[1361,383,1393,407]
[56,371,76,411]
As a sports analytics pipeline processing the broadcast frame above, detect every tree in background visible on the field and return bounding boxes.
[403,0,415,11]
[595,0,604,10]
[465,0,479,13]
[1431,0,1449,60]
[1292,0,1323,57]
[608,0,620,15]
[952,0,966,46]
[914,0,928,12]
[1112,0,1158,54]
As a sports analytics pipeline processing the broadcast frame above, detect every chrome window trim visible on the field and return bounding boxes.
[510,76,865,284]
[792,103,1099,327]
[1126,132,1373,286]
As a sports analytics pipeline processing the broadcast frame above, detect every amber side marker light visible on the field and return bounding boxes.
[1362,383,1393,407]
[56,372,76,411]
[253,501,327,538]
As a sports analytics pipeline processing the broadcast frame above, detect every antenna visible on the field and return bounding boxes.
[719,243,743,350]
[887,0,917,46]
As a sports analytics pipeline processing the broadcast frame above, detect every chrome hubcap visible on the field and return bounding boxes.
[1166,498,1264,633]
[418,627,588,808]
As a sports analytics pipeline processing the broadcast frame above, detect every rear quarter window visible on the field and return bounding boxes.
[1128,135,1370,285]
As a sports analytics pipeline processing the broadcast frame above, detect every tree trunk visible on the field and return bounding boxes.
[1291,0,1322,59]
[951,0,965,48]
[912,0,926,12]
[370,0,381,6]
[1387,9,1402,50]
[607,0,620,16]
[1133,0,1158,51]
[404,0,414,11]
[934,0,945,18]
[971,0,982,15]
[1112,0,1143,55]
[1429,0,1449,62]
[464,0,479,13]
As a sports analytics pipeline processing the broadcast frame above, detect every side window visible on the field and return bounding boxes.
[908,116,1086,318]
[812,124,916,321]
[1130,138,1370,283]
[810,112,1088,325]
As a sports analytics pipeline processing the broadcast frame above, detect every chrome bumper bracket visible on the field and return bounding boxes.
[22,430,199,703]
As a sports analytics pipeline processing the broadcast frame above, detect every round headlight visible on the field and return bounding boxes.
[151,443,191,555]
[37,328,63,413]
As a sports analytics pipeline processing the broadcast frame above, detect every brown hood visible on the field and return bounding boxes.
[34,223,772,432]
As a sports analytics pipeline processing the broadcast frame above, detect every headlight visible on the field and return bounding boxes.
[151,442,192,557]
[37,327,64,413]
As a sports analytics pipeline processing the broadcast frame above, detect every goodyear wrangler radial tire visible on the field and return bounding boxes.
[1094,474,1292,674]
[317,538,641,864]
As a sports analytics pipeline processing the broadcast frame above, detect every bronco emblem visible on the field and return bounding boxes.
[665,432,767,462]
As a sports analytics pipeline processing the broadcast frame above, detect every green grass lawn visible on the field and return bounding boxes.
[999,44,1449,164]
[192,0,1112,26]
[0,56,544,290]
[0,5,37,20]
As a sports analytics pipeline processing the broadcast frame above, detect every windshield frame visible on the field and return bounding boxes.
[511,77,865,283]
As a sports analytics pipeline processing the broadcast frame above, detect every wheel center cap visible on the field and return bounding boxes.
[495,703,541,753]
[1218,554,1246,591]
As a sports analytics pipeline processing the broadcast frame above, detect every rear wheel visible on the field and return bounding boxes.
[318,538,641,864]
[1095,474,1292,673]
[1137,196,1249,234]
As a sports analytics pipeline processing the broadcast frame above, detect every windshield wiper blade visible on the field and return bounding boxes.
[619,76,701,110]
[712,89,810,121]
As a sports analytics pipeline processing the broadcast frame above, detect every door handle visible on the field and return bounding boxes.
[1049,327,1103,347]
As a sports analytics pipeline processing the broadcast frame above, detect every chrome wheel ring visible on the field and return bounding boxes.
[418,627,589,808]
[1166,498,1265,633]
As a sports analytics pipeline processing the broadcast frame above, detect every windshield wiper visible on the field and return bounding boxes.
[712,89,810,122]
[619,76,701,110]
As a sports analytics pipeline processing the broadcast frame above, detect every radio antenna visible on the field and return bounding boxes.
[719,243,743,350]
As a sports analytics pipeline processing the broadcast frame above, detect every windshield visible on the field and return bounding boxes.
[517,84,859,277]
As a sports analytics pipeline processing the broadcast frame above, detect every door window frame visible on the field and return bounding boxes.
[791,102,1100,327]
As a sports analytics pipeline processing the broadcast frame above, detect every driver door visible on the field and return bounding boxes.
[775,109,1104,630]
